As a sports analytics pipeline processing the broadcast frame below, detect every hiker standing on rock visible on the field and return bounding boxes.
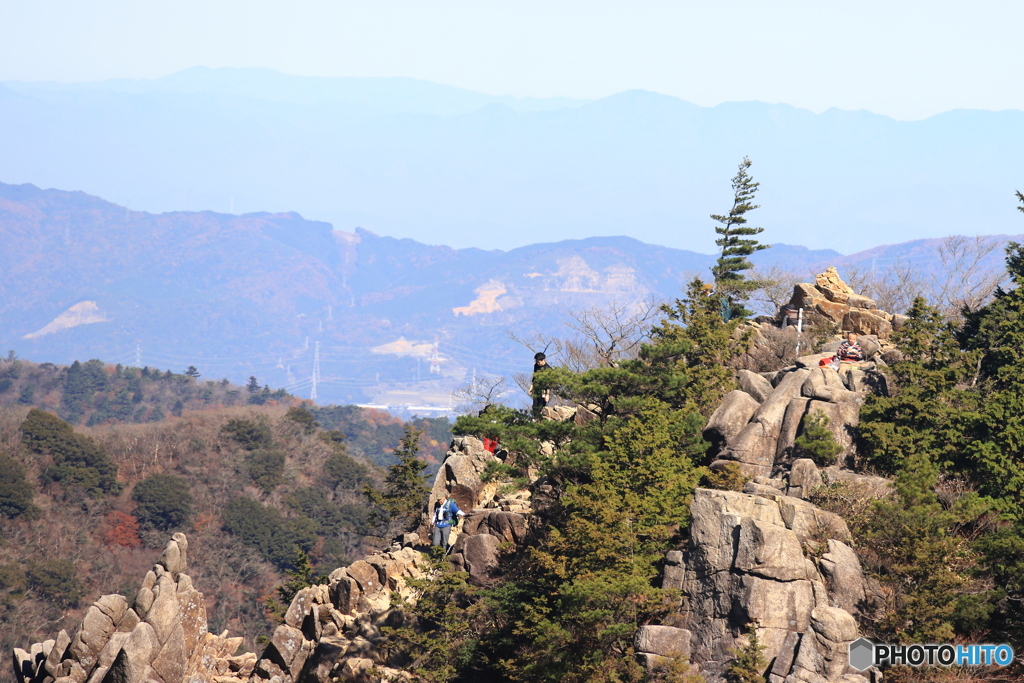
[432,492,465,550]
[531,352,552,418]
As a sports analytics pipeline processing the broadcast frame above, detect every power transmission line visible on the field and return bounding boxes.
[311,341,321,401]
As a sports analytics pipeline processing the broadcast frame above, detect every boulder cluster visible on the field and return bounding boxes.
[13,534,253,683]
[789,267,906,338]
[651,485,886,683]
[253,546,429,683]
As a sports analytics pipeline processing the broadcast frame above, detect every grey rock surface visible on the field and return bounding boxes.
[737,369,774,403]
[704,390,760,446]
[634,625,691,658]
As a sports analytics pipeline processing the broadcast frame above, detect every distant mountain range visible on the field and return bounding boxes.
[1,67,1022,254]
[3,181,1021,409]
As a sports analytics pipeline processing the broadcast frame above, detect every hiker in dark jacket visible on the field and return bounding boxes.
[531,352,551,418]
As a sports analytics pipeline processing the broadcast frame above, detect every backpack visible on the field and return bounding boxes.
[434,501,452,525]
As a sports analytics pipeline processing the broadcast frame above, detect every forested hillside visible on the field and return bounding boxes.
[0,359,451,682]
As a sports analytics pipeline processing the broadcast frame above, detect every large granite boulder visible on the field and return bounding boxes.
[677,488,867,682]
[786,459,823,499]
[704,390,760,447]
[785,268,896,339]
[737,370,774,403]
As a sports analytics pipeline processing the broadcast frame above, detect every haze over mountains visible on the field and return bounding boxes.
[3,181,1020,411]
[2,67,1022,254]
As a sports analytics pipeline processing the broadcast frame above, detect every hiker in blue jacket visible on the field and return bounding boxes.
[432,492,466,550]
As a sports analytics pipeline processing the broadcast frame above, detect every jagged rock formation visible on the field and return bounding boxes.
[661,487,884,683]
[13,534,253,683]
[252,547,429,683]
[788,267,906,338]
[426,435,501,521]
[707,325,890,478]
[14,535,434,683]
[422,434,532,586]
[705,362,870,478]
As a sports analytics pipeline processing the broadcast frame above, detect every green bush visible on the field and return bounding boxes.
[222,418,273,451]
[61,359,108,424]
[725,628,767,683]
[133,473,194,530]
[703,462,748,492]
[27,559,84,606]
[246,449,286,492]
[793,410,843,466]
[0,563,27,600]
[284,406,318,434]
[285,487,369,535]
[324,450,370,490]
[0,377,12,394]
[0,453,39,519]
[221,497,316,570]
[20,408,121,497]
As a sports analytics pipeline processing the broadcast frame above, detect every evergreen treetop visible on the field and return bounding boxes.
[710,156,769,319]
[364,425,429,525]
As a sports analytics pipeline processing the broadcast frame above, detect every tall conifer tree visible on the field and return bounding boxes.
[710,157,768,319]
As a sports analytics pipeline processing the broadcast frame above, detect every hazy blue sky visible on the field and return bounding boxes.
[2,1,1022,120]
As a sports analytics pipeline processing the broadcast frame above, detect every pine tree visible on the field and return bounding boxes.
[725,627,767,683]
[710,157,769,319]
[364,426,429,525]
[793,410,843,465]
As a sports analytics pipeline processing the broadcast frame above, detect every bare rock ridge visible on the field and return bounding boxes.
[707,270,894,478]
[13,536,434,683]
[13,534,252,683]
[14,435,527,683]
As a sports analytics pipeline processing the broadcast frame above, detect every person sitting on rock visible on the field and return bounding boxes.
[836,332,863,362]
[432,492,466,550]
[820,331,863,376]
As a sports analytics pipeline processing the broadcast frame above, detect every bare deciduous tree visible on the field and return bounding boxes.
[748,266,804,317]
[840,236,1004,319]
[840,259,926,316]
[450,373,510,415]
[560,298,662,371]
[932,235,1004,318]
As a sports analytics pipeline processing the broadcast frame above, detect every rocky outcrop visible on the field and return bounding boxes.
[14,534,436,683]
[662,488,879,683]
[711,363,865,477]
[252,547,429,683]
[449,510,527,585]
[710,296,902,478]
[426,436,502,519]
[788,267,895,339]
[14,534,253,683]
